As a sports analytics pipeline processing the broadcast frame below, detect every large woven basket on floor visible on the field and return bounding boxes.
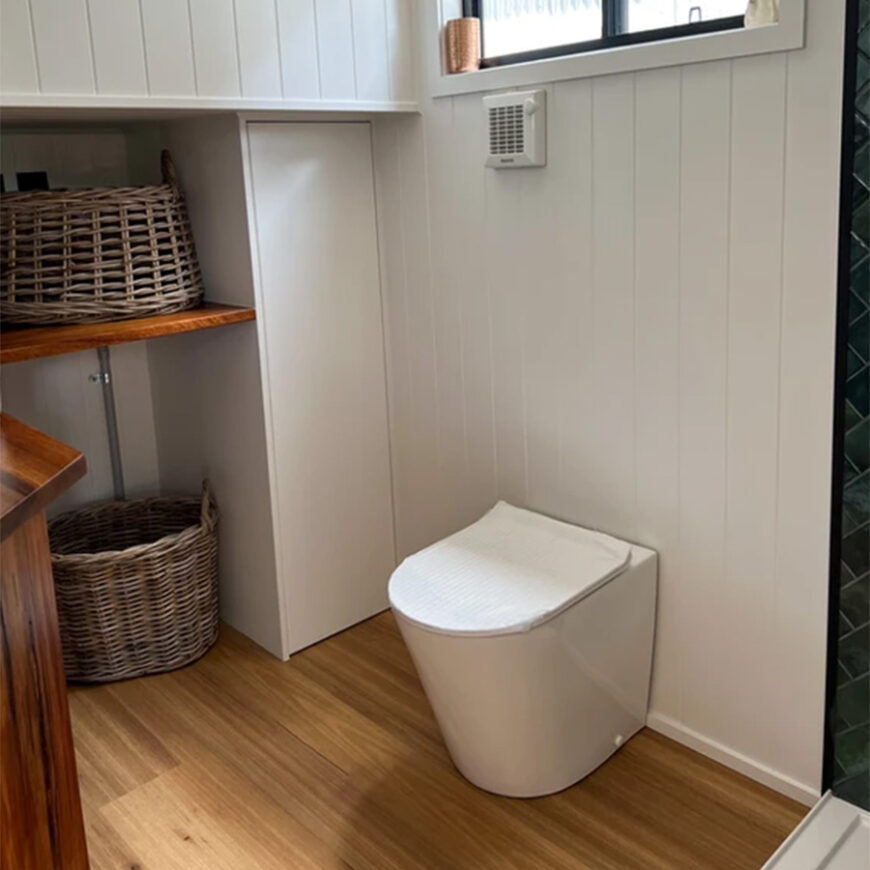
[1,150,204,325]
[49,484,218,683]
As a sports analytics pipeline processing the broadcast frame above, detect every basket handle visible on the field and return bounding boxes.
[161,150,180,190]
[200,480,217,530]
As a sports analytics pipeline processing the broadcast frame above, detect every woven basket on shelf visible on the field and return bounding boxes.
[1,150,204,325]
[49,483,218,683]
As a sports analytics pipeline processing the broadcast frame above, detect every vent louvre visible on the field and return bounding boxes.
[488,105,525,156]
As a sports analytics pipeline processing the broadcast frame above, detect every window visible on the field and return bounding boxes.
[465,0,748,66]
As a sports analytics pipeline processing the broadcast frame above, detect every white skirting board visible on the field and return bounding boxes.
[646,712,819,806]
[761,793,870,870]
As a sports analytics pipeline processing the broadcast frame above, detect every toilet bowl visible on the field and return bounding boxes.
[388,502,657,798]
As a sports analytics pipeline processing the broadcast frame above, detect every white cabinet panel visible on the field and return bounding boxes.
[275,0,320,99]
[88,0,148,95]
[247,122,395,653]
[189,0,240,97]
[351,0,389,101]
[235,0,282,98]
[314,0,355,100]
[30,0,94,94]
[140,0,196,96]
[1,0,39,94]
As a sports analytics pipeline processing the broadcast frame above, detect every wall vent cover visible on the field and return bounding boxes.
[483,89,546,169]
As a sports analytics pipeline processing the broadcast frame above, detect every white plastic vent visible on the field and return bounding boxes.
[483,89,546,169]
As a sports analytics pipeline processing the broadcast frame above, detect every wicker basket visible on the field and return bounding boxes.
[1,150,204,325]
[49,484,218,683]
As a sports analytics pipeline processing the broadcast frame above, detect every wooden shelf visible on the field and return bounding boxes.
[0,303,256,364]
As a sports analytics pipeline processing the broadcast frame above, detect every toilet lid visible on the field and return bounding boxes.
[388,502,632,637]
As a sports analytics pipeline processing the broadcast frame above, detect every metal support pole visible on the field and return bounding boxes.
[90,345,125,501]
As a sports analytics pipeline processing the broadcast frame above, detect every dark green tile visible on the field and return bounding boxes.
[847,365,869,416]
[852,255,869,302]
[838,675,870,728]
[850,310,870,360]
[841,611,856,638]
[833,769,870,811]
[841,624,870,678]
[842,575,870,629]
[847,400,863,432]
[846,419,870,472]
[857,142,870,190]
[844,474,869,528]
[835,724,870,777]
[850,293,869,328]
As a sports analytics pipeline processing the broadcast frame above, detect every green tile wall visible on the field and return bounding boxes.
[833,0,870,812]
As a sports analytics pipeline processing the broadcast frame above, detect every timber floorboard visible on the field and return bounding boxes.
[68,612,806,870]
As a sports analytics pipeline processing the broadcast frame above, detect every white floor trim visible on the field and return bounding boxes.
[646,711,819,806]
[761,793,870,869]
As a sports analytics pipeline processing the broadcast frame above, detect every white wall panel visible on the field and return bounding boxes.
[677,60,732,746]
[235,0,282,98]
[140,0,197,97]
[724,51,787,765]
[590,73,636,537]
[275,0,320,100]
[633,66,682,718]
[350,0,389,101]
[29,0,95,94]
[314,0,356,100]
[3,0,412,107]
[373,0,843,802]
[189,0,241,97]
[771,0,844,789]
[385,0,415,102]
[1,0,39,94]
[452,94,497,526]
[88,0,148,95]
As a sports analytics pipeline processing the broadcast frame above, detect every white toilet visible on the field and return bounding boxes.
[389,502,657,798]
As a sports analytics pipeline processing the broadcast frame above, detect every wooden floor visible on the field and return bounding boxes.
[69,612,806,870]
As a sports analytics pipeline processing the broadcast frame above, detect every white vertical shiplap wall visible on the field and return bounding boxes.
[0,129,162,515]
[373,0,844,802]
[1,0,416,106]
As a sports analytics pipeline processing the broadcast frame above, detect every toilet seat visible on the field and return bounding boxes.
[388,502,631,638]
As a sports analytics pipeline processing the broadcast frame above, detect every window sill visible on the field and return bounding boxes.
[428,2,805,98]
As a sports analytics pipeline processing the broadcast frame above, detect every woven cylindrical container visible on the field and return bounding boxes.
[445,17,481,73]
[49,483,218,683]
[1,150,204,325]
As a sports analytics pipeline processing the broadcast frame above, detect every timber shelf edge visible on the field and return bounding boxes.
[0,303,256,364]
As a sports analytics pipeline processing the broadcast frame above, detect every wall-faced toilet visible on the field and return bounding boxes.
[389,502,657,798]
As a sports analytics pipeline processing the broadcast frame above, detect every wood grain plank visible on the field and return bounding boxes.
[69,615,806,870]
[0,413,86,538]
[1,513,88,870]
[0,303,256,364]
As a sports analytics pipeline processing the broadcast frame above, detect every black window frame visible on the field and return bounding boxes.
[463,0,745,68]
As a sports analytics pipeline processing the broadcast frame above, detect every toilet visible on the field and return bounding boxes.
[388,502,657,798]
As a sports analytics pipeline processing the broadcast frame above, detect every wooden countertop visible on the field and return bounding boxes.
[0,414,87,540]
[0,303,256,364]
